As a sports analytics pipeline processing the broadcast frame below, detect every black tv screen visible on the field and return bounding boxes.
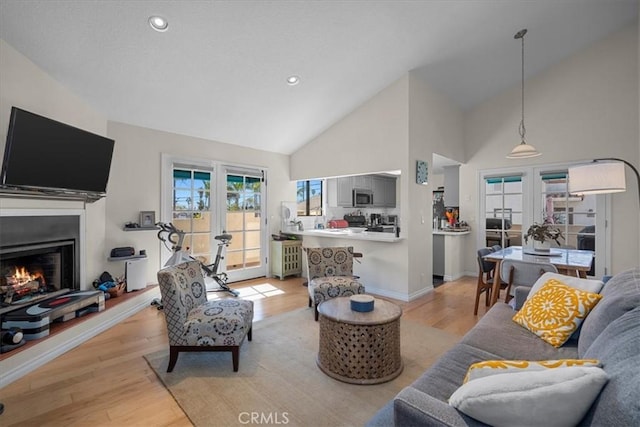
[1,107,115,194]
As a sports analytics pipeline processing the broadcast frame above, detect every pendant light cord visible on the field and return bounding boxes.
[518,30,526,143]
[508,28,539,158]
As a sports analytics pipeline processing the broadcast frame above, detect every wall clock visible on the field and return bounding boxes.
[416,160,428,185]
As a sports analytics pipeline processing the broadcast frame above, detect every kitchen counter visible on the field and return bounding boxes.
[433,228,470,281]
[433,229,470,236]
[282,228,407,301]
[285,228,402,242]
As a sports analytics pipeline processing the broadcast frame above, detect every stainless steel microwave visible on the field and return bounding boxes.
[353,188,373,207]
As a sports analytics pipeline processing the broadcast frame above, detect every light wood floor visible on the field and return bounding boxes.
[0,275,490,426]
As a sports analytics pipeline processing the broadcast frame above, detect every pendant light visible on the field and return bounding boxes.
[507,29,541,159]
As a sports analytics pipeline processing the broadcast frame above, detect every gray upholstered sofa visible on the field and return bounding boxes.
[367,267,640,426]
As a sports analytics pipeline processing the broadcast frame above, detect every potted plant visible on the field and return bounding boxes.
[524,222,564,252]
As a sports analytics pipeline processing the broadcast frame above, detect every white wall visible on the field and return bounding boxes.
[291,75,411,297]
[407,73,465,296]
[0,40,108,285]
[290,75,410,181]
[462,24,639,274]
[290,73,465,300]
[105,122,294,283]
[0,39,295,287]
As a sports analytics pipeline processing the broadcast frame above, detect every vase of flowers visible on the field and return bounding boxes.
[524,222,564,252]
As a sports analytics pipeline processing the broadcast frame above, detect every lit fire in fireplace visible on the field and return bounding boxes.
[1,266,46,302]
[9,266,46,286]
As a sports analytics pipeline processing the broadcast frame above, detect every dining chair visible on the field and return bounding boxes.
[474,247,508,315]
[500,259,559,304]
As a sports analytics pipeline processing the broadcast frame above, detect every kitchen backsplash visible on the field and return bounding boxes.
[282,206,400,232]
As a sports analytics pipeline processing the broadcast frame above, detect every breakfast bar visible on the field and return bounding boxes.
[282,228,408,300]
[289,228,402,242]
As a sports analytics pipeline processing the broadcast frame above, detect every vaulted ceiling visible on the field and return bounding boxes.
[0,1,637,154]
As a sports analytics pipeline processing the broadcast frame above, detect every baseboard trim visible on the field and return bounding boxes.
[0,287,160,388]
[367,285,434,302]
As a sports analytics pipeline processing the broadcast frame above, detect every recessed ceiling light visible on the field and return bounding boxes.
[148,16,168,32]
[286,75,300,86]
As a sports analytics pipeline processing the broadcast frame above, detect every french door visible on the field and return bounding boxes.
[222,167,266,282]
[533,168,607,278]
[479,164,610,277]
[168,164,215,268]
[162,155,267,285]
[483,174,524,249]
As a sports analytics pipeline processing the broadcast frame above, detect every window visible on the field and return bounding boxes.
[296,180,323,216]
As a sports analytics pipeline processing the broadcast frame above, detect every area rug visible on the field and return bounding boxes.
[144,307,460,427]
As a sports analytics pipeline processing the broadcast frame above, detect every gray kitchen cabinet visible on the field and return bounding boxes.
[443,165,460,207]
[433,234,445,276]
[327,177,353,207]
[328,174,395,207]
[352,175,372,190]
[337,177,353,206]
[372,175,397,207]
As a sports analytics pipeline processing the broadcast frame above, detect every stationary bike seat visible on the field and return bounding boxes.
[215,233,232,242]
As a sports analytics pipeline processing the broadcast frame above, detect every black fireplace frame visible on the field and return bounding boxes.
[1,239,76,294]
[0,215,81,291]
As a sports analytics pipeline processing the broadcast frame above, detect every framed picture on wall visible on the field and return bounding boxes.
[139,211,156,227]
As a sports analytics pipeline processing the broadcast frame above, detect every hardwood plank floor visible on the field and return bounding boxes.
[0,275,489,426]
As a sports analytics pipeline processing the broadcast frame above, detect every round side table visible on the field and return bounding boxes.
[317,296,403,384]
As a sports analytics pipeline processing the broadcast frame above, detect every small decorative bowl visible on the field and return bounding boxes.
[350,294,374,312]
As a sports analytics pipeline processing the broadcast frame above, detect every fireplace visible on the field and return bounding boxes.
[0,214,81,306]
[1,240,76,304]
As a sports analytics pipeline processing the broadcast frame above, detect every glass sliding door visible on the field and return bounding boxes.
[224,168,266,281]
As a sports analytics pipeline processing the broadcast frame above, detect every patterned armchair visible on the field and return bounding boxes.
[305,247,365,321]
[157,261,253,372]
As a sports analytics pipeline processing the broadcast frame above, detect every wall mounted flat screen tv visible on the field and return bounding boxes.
[1,107,115,197]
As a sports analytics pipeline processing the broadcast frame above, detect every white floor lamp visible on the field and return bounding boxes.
[568,158,640,203]
[569,157,640,268]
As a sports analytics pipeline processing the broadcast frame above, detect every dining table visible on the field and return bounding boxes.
[483,245,595,306]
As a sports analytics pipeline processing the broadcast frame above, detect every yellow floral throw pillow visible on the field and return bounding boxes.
[513,278,602,347]
[463,359,601,383]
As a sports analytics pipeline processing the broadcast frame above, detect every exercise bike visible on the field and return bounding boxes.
[156,222,239,297]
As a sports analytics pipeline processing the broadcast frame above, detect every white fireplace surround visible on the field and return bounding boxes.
[0,207,160,387]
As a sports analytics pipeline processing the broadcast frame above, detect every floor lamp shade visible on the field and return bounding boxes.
[568,162,626,195]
